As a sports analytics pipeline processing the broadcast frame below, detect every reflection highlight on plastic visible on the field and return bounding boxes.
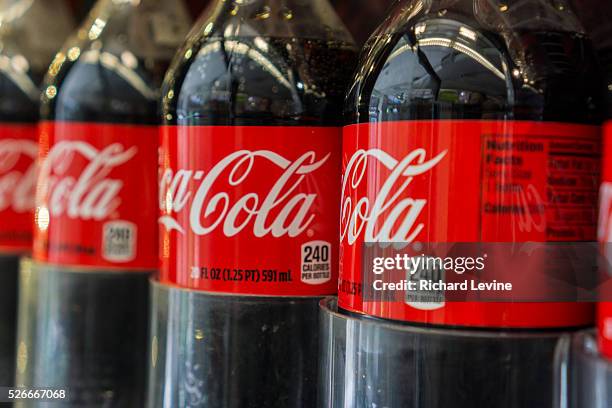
[35,206,49,231]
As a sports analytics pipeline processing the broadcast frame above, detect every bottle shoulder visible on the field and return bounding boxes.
[164,35,358,126]
[41,40,167,124]
[40,0,191,124]
[347,2,602,124]
[0,0,75,123]
[162,2,359,127]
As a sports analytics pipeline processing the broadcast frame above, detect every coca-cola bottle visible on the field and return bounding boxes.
[332,0,602,407]
[579,0,612,362]
[597,102,612,356]
[0,0,73,388]
[570,1,612,399]
[14,0,191,405]
[152,0,357,406]
[574,0,612,389]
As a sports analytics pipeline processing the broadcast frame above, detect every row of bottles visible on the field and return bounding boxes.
[0,1,388,404]
[0,0,359,406]
[0,0,610,407]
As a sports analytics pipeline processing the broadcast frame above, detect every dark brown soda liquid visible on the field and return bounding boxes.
[17,1,191,405]
[0,37,41,392]
[342,5,602,323]
[348,29,600,124]
[164,37,357,126]
[0,0,74,389]
[338,1,602,407]
[157,32,357,406]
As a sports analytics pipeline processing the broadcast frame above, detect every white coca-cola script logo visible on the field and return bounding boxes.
[0,139,37,213]
[341,148,447,245]
[159,150,329,237]
[37,141,137,220]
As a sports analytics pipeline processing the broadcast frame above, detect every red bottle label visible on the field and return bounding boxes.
[599,121,612,358]
[599,303,612,359]
[33,121,158,269]
[339,120,599,328]
[0,124,37,252]
[159,126,341,296]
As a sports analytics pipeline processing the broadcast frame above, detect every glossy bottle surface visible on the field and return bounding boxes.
[152,2,357,406]
[339,0,602,328]
[16,0,191,405]
[346,0,600,124]
[580,0,612,359]
[163,0,358,127]
[0,1,73,387]
[159,0,359,293]
[42,0,191,124]
[0,0,74,245]
[33,0,191,269]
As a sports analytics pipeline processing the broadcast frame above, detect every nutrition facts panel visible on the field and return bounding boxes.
[481,133,600,242]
